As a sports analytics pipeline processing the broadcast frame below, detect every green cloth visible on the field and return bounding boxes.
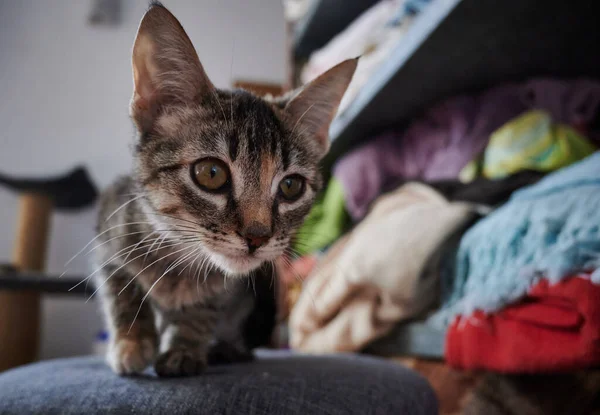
[460,110,597,182]
[293,178,349,255]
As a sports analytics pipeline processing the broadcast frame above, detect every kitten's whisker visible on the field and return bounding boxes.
[136,212,204,229]
[143,232,168,265]
[120,229,200,265]
[177,249,202,276]
[127,244,201,331]
[294,123,314,141]
[71,236,198,293]
[62,221,156,269]
[117,242,200,297]
[223,273,229,292]
[229,39,235,127]
[269,259,276,290]
[250,273,257,297]
[280,252,305,285]
[281,249,318,310]
[128,273,167,334]
[155,246,199,282]
[136,213,200,232]
[202,255,213,282]
[78,237,198,296]
[289,103,316,138]
[196,255,211,293]
[195,255,207,295]
[206,259,216,283]
[69,240,158,291]
[104,194,145,223]
[84,230,150,256]
[122,231,159,263]
[211,88,230,131]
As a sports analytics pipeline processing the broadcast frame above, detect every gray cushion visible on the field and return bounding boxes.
[0,351,437,414]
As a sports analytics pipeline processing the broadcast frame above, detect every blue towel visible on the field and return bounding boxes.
[430,152,600,328]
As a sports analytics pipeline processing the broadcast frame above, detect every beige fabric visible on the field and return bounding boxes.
[289,183,476,353]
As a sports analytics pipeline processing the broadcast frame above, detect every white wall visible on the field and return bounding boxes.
[0,0,286,360]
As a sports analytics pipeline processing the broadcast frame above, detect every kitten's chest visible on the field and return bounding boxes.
[131,255,227,311]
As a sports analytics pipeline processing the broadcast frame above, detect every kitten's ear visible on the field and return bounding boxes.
[130,3,214,131]
[284,58,358,155]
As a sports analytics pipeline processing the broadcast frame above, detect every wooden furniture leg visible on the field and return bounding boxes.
[0,194,53,371]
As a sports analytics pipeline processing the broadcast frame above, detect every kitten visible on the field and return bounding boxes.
[94,2,356,377]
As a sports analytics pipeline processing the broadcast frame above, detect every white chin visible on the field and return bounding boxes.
[210,253,265,276]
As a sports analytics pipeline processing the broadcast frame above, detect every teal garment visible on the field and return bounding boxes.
[430,152,600,328]
[293,178,349,256]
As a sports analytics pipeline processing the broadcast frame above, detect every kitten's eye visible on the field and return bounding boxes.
[278,175,305,201]
[192,158,229,191]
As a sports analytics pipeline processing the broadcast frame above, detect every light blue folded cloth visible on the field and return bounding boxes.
[430,151,600,328]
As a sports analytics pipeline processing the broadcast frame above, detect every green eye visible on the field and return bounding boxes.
[279,175,305,201]
[192,158,229,191]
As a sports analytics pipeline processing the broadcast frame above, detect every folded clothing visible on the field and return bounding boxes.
[334,79,600,221]
[289,183,476,353]
[460,110,597,181]
[301,0,422,116]
[430,152,600,328]
[301,0,400,84]
[447,274,600,373]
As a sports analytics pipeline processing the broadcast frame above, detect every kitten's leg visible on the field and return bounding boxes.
[208,268,276,365]
[154,304,219,377]
[98,265,158,375]
[208,292,255,365]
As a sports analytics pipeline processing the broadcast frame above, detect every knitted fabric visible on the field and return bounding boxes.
[430,152,600,327]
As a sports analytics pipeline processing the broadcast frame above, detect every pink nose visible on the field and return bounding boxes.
[246,235,270,249]
[241,223,272,252]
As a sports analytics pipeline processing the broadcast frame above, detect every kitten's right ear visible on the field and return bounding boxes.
[130,2,214,131]
[284,58,357,156]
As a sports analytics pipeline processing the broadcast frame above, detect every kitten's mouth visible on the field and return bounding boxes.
[209,252,268,276]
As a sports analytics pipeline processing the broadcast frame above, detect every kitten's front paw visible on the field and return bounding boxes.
[154,349,207,377]
[107,337,157,375]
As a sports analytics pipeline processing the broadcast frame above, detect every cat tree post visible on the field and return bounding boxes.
[0,167,97,372]
[0,193,53,371]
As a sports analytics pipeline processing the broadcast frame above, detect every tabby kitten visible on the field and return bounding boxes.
[95,2,356,377]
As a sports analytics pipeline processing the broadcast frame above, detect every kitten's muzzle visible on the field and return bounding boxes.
[240,223,272,253]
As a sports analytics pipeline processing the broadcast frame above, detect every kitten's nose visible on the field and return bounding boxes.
[241,223,272,252]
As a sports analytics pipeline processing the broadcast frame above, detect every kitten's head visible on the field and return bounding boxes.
[130,3,356,276]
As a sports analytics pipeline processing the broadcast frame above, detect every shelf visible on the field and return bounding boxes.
[0,272,89,295]
[293,0,378,60]
[325,0,600,165]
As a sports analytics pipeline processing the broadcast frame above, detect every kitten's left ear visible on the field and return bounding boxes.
[284,58,358,156]
[130,3,214,131]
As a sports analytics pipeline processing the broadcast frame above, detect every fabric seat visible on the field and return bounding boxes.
[0,350,437,414]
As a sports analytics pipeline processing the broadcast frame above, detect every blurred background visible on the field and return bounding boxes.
[1,1,600,413]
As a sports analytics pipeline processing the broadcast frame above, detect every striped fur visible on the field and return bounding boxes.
[95,3,356,376]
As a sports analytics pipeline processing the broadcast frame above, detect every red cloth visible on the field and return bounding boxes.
[446,274,600,373]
